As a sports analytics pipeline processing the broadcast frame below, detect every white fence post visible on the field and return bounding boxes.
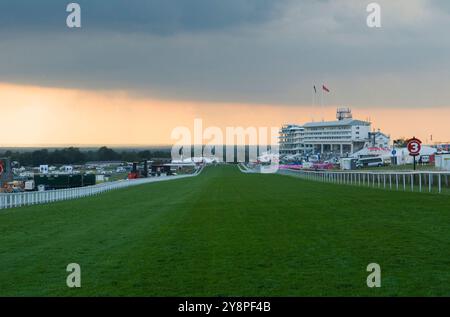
[0,168,204,210]
[429,173,432,193]
[280,168,449,196]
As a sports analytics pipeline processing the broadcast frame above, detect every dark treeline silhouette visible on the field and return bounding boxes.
[0,147,171,167]
[1,145,272,166]
[393,138,408,147]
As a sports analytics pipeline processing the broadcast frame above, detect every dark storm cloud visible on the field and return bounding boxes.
[0,0,286,34]
[0,0,450,108]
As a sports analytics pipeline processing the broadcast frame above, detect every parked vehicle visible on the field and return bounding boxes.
[357,157,384,168]
[420,155,430,164]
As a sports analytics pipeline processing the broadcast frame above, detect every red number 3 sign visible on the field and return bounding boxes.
[407,137,422,156]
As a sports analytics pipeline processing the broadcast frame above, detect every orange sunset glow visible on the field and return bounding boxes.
[1,82,449,146]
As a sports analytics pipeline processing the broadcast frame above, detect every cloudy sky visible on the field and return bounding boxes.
[1,0,450,145]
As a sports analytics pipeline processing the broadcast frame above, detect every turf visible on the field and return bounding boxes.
[1,165,450,296]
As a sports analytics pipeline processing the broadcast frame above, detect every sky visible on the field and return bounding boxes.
[1,0,450,146]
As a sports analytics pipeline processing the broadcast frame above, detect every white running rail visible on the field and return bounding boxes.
[278,168,450,194]
[0,167,203,210]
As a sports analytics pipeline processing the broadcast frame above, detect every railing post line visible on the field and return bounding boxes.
[429,173,432,193]
[419,173,422,192]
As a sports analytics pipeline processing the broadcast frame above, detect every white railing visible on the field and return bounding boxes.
[278,168,450,194]
[0,168,203,210]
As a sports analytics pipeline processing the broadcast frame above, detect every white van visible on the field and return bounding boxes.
[357,157,384,168]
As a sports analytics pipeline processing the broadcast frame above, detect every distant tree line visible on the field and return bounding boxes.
[1,145,272,166]
[393,138,408,147]
[0,147,171,167]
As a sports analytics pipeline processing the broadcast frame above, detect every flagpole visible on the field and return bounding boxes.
[321,85,324,121]
[312,83,315,117]
[312,84,317,122]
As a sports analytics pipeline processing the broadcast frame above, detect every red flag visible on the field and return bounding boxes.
[322,85,330,93]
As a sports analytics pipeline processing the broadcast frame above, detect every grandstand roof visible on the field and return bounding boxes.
[303,119,370,128]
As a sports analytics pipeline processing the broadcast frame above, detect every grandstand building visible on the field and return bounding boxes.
[279,108,390,156]
[279,125,305,155]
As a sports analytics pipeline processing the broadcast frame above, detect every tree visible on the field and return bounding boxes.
[393,138,407,147]
[97,146,120,161]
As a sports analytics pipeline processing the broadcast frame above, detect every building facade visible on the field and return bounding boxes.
[368,131,391,148]
[279,124,305,155]
[279,108,390,157]
[302,119,371,155]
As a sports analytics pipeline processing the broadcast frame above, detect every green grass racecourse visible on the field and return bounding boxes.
[1,165,450,296]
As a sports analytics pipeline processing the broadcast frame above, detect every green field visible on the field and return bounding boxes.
[1,165,450,296]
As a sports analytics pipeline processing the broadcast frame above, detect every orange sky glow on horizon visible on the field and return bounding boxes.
[1,82,449,147]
